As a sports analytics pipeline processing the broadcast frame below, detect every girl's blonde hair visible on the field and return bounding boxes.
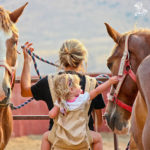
[59,39,88,72]
[54,74,80,100]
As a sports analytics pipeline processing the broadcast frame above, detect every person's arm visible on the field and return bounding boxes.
[90,93,105,132]
[49,101,60,118]
[90,76,118,100]
[21,42,34,97]
[49,106,60,118]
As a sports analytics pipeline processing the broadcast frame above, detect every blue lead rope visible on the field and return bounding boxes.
[10,97,34,110]
[96,74,110,84]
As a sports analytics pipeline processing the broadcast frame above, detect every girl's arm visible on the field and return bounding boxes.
[49,106,60,119]
[90,76,118,100]
[48,100,60,118]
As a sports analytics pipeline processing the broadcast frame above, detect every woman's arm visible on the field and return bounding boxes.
[21,42,33,97]
[90,76,118,100]
[93,109,103,132]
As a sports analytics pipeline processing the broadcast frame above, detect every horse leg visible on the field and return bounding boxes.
[136,56,150,150]
[129,101,138,150]
[129,134,137,150]
[0,127,5,150]
[0,107,13,149]
[3,107,13,148]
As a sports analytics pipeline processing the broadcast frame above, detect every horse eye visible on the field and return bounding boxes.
[107,62,112,70]
[13,40,18,45]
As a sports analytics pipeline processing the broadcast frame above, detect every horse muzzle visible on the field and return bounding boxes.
[0,83,11,101]
[103,111,129,134]
[0,69,11,101]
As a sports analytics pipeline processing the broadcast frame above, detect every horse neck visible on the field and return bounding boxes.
[0,106,12,120]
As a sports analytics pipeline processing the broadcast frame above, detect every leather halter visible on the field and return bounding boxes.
[108,34,136,113]
[0,60,16,107]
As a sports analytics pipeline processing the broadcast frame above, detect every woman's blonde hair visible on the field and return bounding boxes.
[54,74,80,100]
[59,39,88,72]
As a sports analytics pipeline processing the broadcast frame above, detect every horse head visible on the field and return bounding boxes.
[103,23,150,134]
[0,3,28,103]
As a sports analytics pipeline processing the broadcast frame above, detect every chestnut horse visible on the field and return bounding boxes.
[0,3,27,150]
[103,23,150,150]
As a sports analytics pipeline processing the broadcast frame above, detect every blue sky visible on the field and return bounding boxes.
[1,0,150,76]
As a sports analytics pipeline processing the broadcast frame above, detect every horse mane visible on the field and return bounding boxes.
[124,28,150,36]
[0,6,18,34]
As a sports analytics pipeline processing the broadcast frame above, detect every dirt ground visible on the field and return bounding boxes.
[5,132,130,150]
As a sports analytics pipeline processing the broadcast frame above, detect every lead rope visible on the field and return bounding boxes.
[22,45,60,79]
[95,74,110,84]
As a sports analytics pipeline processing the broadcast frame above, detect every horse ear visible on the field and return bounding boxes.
[104,23,121,44]
[9,2,28,23]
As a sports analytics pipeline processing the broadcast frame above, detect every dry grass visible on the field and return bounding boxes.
[5,132,130,150]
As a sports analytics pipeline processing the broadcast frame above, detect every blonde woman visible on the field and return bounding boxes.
[21,39,106,149]
[41,74,118,150]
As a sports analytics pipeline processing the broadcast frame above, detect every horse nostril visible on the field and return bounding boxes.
[7,88,10,97]
[4,87,11,98]
[103,113,109,120]
[107,62,112,70]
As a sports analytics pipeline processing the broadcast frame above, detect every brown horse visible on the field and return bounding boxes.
[103,23,150,150]
[0,3,28,150]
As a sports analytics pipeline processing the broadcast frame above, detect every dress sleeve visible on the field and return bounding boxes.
[31,76,49,100]
[82,92,90,102]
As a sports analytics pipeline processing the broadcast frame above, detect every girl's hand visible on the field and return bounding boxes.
[109,76,119,84]
[21,42,34,62]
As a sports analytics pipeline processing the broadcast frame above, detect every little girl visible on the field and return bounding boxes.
[41,74,118,150]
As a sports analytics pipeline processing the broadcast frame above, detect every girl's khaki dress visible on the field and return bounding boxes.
[48,75,97,150]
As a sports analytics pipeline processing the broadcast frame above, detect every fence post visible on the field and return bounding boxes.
[114,133,119,150]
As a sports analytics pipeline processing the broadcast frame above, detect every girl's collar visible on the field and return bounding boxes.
[67,97,78,103]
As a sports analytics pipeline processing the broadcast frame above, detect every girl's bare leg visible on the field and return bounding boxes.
[90,130,103,150]
[41,131,51,150]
